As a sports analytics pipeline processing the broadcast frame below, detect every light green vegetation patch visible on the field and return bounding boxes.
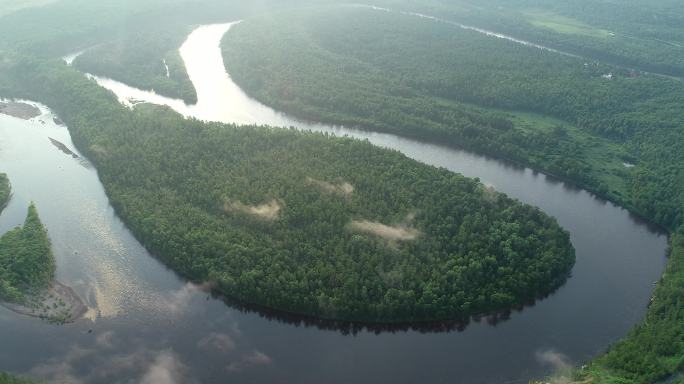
[506,111,631,197]
[0,373,40,384]
[0,0,55,18]
[524,9,614,39]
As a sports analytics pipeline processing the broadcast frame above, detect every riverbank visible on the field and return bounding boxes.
[576,230,684,383]
[0,372,39,384]
[1,281,86,324]
[0,174,10,213]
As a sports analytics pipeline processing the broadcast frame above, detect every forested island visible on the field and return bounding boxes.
[0,204,53,303]
[0,58,577,323]
[0,202,84,323]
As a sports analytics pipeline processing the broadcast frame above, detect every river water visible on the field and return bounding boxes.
[0,22,669,384]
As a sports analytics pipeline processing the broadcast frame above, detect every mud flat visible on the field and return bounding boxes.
[0,101,41,120]
[1,281,87,324]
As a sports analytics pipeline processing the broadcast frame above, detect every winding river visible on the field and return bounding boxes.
[0,22,669,384]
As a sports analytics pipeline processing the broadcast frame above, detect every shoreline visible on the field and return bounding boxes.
[1,281,87,324]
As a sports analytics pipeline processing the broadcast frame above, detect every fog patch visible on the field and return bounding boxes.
[224,199,281,221]
[227,350,272,372]
[536,349,575,381]
[480,184,500,202]
[90,144,109,157]
[307,177,354,197]
[350,213,420,242]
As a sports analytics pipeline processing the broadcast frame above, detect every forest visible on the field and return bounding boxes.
[68,2,265,103]
[0,204,55,303]
[221,6,683,232]
[0,57,576,323]
[72,25,199,104]
[372,0,684,77]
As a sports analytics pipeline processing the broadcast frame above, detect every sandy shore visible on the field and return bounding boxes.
[0,101,41,120]
[1,281,87,324]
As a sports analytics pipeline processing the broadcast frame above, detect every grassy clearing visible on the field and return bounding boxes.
[0,0,55,18]
[524,9,614,39]
[434,97,631,201]
[507,110,631,198]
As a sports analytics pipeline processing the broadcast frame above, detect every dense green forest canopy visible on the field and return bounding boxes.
[0,58,575,322]
[221,5,684,232]
[0,204,55,303]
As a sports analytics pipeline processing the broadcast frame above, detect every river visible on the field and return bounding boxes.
[0,23,669,384]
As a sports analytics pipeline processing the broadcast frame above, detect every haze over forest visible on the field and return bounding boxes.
[0,0,682,383]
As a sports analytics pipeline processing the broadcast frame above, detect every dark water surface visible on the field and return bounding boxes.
[0,22,669,384]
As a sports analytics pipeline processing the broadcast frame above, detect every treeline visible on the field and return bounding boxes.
[221,6,684,231]
[0,173,9,211]
[0,58,575,322]
[587,229,684,383]
[0,373,39,384]
[0,204,55,303]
